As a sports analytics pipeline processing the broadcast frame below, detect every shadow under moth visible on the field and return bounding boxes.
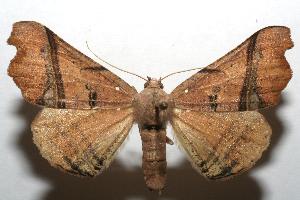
[8,21,293,192]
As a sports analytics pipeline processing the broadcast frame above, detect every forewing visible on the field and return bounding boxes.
[171,109,271,179]
[171,26,293,112]
[31,107,134,177]
[8,21,137,109]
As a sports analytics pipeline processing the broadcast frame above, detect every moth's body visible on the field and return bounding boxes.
[8,22,293,192]
[133,78,173,190]
[133,78,172,130]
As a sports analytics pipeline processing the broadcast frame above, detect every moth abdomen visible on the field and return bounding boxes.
[140,129,167,191]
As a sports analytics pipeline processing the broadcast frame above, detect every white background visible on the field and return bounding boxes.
[1,0,299,200]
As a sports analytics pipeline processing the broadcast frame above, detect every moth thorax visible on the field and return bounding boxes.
[133,87,172,130]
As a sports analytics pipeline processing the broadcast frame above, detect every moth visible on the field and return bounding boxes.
[8,21,293,191]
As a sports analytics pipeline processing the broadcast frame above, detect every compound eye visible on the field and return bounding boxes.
[144,82,149,88]
[158,81,164,89]
[159,101,168,110]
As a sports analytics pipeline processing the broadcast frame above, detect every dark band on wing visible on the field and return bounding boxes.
[81,66,108,72]
[198,68,221,74]
[43,27,66,108]
[239,31,265,111]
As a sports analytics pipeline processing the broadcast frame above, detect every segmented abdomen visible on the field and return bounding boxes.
[140,129,166,190]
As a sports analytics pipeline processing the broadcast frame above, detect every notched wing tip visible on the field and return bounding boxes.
[7,21,44,45]
[7,21,33,44]
[6,22,29,77]
[281,26,294,50]
[259,25,294,48]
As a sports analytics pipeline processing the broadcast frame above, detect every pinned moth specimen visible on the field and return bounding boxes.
[8,21,293,191]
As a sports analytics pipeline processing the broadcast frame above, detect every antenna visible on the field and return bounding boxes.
[160,66,205,80]
[86,41,147,81]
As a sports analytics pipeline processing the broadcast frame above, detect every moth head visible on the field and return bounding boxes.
[144,77,164,89]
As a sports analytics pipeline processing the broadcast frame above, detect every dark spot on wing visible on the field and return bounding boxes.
[85,84,98,108]
[208,94,218,111]
[63,156,93,177]
[92,155,104,170]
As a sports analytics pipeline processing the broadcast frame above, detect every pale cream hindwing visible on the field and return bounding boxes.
[171,109,271,179]
[32,107,134,177]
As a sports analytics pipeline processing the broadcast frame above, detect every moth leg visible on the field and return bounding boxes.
[166,136,174,145]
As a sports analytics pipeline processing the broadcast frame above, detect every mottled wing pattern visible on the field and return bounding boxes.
[8,21,136,109]
[171,26,293,112]
[171,109,271,179]
[32,107,134,177]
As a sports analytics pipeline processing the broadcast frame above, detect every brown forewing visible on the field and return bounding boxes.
[171,26,293,112]
[171,109,271,179]
[8,21,137,109]
[31,107,134,177]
